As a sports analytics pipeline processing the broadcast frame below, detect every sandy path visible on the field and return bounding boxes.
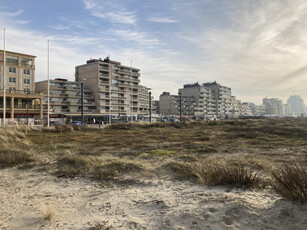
[0,168,307,230]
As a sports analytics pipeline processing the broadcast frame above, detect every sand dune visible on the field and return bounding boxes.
[1,168,306,230]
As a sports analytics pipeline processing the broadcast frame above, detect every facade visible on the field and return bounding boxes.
[203,81,232,117]
[179,83,216,117]
[159,92,196,115]
[287,95,307,116]
[177,82,240,118]
[229,96,241,118]
[262,98,292,117]
[75,57,144,116]
[35,78,96,116]
[0,50,43,119]
[138,85,150,115]
[152,100,160,114]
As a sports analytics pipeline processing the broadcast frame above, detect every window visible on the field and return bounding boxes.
[24,79,30,84]
[21,58,32,65]
[9,87,16,92]
[24,88,30,94]
[9,67,16,73]
[9,77,16,83]
[24,69,30,75]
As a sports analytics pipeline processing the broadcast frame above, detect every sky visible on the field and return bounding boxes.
[0,0,306,104]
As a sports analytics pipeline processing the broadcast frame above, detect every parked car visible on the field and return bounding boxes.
[50,121,60,126]
[71,121,82,125]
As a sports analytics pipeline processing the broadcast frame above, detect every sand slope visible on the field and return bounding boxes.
[0,168,307,230]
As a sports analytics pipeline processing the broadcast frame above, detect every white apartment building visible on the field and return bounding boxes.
[75,57,146,116]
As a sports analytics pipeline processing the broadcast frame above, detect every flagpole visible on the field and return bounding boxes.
[3,28,6,127]
[108,55,111,125]
[131,60,133,122]
[47,40,50,127]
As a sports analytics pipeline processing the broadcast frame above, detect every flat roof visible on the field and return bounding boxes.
[0,49,36,58]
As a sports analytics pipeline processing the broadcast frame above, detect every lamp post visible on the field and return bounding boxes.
[149,91,152,122]
[179,92,182,122]
[27,85,29,125]
[81,81,84,125]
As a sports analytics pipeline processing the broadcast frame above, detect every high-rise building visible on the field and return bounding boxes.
[287,95,307,116]
[75,57,144,117]
[159,92,196,115]
[203,81,232,117]
[35,78,96,115]
[179,83,216,117]
[0,50,44,119]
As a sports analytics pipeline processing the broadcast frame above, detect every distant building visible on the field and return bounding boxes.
[179,83,216,117]
[202,81,232,117]
[262,97,291,117]
[35,78,96,116]
[152,100,160,114]
[159,92,196,115]
[0,50,44,119]
[287,95,307,116]
[75,57,145,117]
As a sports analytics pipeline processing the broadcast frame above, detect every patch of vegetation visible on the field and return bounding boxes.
[0,149,34,167]
[271,164,307,204]
[145,149,176,155]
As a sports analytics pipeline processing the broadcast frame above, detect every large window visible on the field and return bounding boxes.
[9,77,16,83]
[7,56,18,64]
[24,69,30,75]
[21,58,32,65]
[9,67,16,73]
[24,79,30,84]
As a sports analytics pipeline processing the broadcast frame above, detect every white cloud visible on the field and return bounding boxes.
[148,17,177,23]
[109,29,163,46]
[2,9,24,17]
[82,0,137,24]
[180,0,307,103]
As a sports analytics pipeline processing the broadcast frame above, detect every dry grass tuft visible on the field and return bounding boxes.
[271,163,307,203]
[0,149,33,167]
[182,159,260,188]
[41,204,56,221]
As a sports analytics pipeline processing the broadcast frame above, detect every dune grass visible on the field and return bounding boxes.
[271,164,307,203]
[0,118,306,202]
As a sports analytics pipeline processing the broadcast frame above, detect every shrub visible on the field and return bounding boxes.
[0,149,33,167]
[190,160,260,188]
[271,164,307,203]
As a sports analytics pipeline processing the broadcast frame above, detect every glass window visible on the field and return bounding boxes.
[7,56,18,64]
[9,67,16,73]
[24,79,30,84]
[21,58,32,65]
[9,77,16,83]
[24,69,30,75]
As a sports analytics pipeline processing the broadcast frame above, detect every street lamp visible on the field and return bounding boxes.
[149,90,152,122]
[178,92,182,122]
[77,77,87,125]
[27,85,29,125]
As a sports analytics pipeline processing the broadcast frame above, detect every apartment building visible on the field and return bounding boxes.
[159,92,196,115]
[179,83,216,117]
[35,78,96,116]
[229,96,241,118]
[75,57,145,117]
[138,85,150,115]
[203,81,232,117]
[0,50,44,119]
[152,100,160,114]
